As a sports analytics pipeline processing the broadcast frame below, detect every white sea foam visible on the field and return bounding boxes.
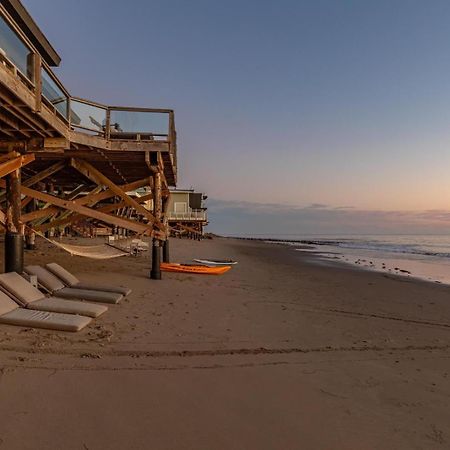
[261,234,450,285]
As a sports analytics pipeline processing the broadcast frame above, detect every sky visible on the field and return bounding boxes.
[22,0,450,235]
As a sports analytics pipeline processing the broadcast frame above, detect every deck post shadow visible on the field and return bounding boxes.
[163,239,170,263]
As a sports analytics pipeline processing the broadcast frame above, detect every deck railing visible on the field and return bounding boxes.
[167,210,207,221]
[69,97,174,143]
[0,4,176,152]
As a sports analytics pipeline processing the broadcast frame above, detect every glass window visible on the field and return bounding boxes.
[109,110,169,135]
[70,100,106,132]
[0,15,34,80]
[42,68,68,118]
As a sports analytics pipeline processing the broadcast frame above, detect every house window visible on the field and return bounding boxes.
[174,202,187,213]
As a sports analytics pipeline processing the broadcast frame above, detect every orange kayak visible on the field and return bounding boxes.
[161,263,231,275]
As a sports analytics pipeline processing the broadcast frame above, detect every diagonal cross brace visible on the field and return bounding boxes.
[0,179,151,234]
[69,158,165,232]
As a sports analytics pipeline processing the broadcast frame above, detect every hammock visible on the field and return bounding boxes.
[48,240,129,259]
[35,231,130,259]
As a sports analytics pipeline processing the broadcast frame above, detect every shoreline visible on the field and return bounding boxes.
[235,235,450,286]
[0,236,449,449]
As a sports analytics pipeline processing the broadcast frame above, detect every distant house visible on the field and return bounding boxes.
[127,188,207,238]
[166,189,208,238]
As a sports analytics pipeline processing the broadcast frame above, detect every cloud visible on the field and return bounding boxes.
[206,199,450,236]
[305,203,328,210]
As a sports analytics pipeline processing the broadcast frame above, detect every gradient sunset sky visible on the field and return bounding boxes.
[23,0,450,234]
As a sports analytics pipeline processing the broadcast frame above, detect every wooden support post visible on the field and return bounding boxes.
[162,194,170,262]
[5,167,23,273]
[150,170,162,279]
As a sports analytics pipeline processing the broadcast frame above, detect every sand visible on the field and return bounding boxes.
[0,236,449,449]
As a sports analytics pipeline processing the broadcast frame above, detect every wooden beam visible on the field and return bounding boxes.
[43,137,70,150]
[69,158,165,231]
[20,196,32,209]
[64,177,152,207]
[0,157,63,205]
[22,206,59,223]
[177,223,202,235]
[0,154,35,179]
[22,184,87,225]
[22,184,92,224]
[35,192,153,231]
[36,212,86,232]
[23,160,66,187]
[69,130,170,152]
[0,180,150,234]
[65,184,86,200]
[0,110,30,137]
[88,192,153,214]
[22,181,147,224]
[0,152,19,163]
[24,177,150,221]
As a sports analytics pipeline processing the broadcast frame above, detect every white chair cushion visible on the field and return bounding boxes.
[0,308,91,332]
[25,265,66,292]
[0,272,44,305]
[45,263,79,287]
[0,290,19,316]
[31,297,108,318]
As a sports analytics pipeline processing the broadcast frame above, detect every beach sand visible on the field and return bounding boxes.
[0,236,449,449]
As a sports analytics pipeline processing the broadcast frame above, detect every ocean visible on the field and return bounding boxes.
[257,234,450,285]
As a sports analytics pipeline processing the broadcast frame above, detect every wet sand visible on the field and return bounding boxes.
[301,244,450,285]
[0,237,449,449]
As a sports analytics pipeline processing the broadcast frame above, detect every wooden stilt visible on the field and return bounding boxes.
[162,195,170,263]
[5,167,23,273]
[150,170,162,279]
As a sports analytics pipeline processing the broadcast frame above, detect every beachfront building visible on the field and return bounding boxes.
[0,0,177,279]
[166,189,208,238]
[127,188,207,239]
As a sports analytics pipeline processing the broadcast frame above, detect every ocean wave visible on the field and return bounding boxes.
[271,238,450,259]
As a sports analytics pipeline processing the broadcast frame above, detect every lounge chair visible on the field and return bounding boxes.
[0,289,92,332]
[0,273,107,318]
[24,265,123,305]
[45,262,131,297]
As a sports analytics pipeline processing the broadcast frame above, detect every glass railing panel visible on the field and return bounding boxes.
[0,14,34,81]
[109,110,169,137]
[70,99,106,134]
[42,68,68,118]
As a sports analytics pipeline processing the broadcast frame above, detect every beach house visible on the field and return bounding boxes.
[0,0,177,278]
[166,189,208,238]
